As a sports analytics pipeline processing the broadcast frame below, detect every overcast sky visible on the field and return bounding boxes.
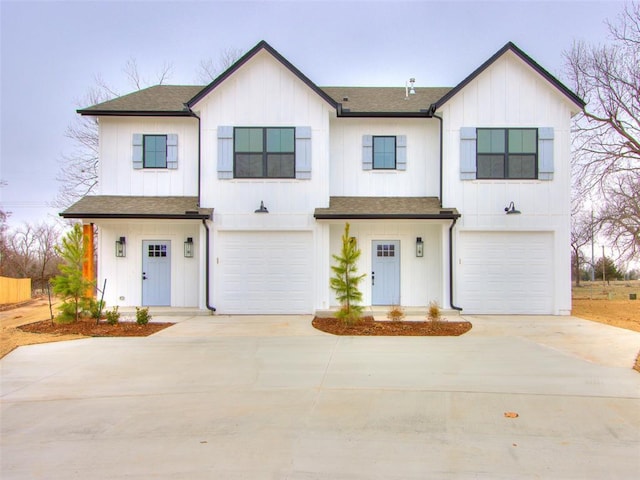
[0,0,625,227]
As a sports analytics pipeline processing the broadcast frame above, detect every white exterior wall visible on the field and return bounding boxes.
[329,118,440,197]
[324,221,445,309]
[192,50,334,312]
[95,219,202,308]
[195,50,333,218]
[98,117,199,196]
[440,51,578,314]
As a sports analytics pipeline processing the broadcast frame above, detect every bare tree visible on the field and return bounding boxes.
[55,61,174,209]
[597,170,640,260]
[565,2,640,262]
[2,223,62,292]
[57,49,240,210]
[196,47,243,83]
[571,209,595,285]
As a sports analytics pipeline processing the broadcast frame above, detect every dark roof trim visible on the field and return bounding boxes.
[314,213,461,220]
[76,110,193,117]
[434,42,585,110]
[60,212,210,220]
[337,109,433,118]
[188,40,339,109]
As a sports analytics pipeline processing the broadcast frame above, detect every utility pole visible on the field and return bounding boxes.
[602,245,606,284]
[591,210,595,282]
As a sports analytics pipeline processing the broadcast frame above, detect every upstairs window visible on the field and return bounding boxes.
[143,135,167,168]
[362,135,406,170]
[234,127,295,178]
[373,136,397,169]
[476,128,537,179]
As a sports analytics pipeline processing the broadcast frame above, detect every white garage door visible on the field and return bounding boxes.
[217,232,313,314]
[458,232,554,314]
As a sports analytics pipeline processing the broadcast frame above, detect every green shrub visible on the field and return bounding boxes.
[105,306,120,325]
[88,299,105,321]
[135,307,151,325]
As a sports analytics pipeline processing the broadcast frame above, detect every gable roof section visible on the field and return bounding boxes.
[77,85,202,116]
[60,196,212,219]
[188,40,338,109]
[434,42,585,110]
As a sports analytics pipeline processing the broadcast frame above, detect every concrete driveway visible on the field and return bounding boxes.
[1,315,639,479]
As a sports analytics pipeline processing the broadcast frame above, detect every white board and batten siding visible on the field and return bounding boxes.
[458,232,554,314]
[216,231,314,314]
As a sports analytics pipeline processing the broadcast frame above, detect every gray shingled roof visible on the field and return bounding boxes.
[321,87,452,113]
[77,84,452,115]
[314,197,460,219]
[77,85,203,115]
[60,196,212,219]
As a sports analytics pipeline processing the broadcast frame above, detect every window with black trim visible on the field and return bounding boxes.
[373,136,396,169]
[143,135,167,168]
[234,127,295,178]
[477,128,537,179]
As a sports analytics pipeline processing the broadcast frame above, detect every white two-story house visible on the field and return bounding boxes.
[61,40,584,315]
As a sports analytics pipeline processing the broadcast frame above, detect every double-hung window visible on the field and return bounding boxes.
[373,136,396,169]
[476,128,537,179]
[362,135,406,170]
[234,127,295,178]
[143,135,167,168]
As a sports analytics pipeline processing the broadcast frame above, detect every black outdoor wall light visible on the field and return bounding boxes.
[505,201,521,215]
[254,201,269,213]
[115,236,126,257]
[184,237,194,258]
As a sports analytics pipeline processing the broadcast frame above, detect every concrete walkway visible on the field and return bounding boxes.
[1,315,639,479]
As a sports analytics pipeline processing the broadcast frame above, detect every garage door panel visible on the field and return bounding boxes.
[459,232,553,314]
[217,232,313,314]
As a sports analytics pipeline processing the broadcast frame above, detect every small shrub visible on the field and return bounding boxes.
[427,301,442,323]
[386,305,405,321]
[88,299,106,321]
[135,307,151,325]
[105,306,120,325]
[336,305,363,326]
[55,302,79,324]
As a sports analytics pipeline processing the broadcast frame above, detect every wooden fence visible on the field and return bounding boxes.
[0,276,32,304]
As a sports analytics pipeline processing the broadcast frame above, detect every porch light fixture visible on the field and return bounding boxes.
[416,237,424,257]
[184,237,194,258]
[504,201,521,215]
[115,236,126,257]
[254,201,269,213]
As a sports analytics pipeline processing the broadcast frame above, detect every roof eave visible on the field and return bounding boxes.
[337,110,433,118]
[76,109,194,117]
[314,213,461,220]
[59,212,211,220]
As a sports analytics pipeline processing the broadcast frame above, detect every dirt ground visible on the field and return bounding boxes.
[572,280,640,333]
[0,298,171,359]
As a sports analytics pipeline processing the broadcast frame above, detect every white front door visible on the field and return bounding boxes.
[371,240,400,305]
[142,240,171,306]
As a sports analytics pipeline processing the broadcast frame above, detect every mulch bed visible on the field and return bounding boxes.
[312,316,472,336]
[18,317,174,337]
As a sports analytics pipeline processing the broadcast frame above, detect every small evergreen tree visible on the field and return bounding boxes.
[51,224,94,323]
[330,223,366,324]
